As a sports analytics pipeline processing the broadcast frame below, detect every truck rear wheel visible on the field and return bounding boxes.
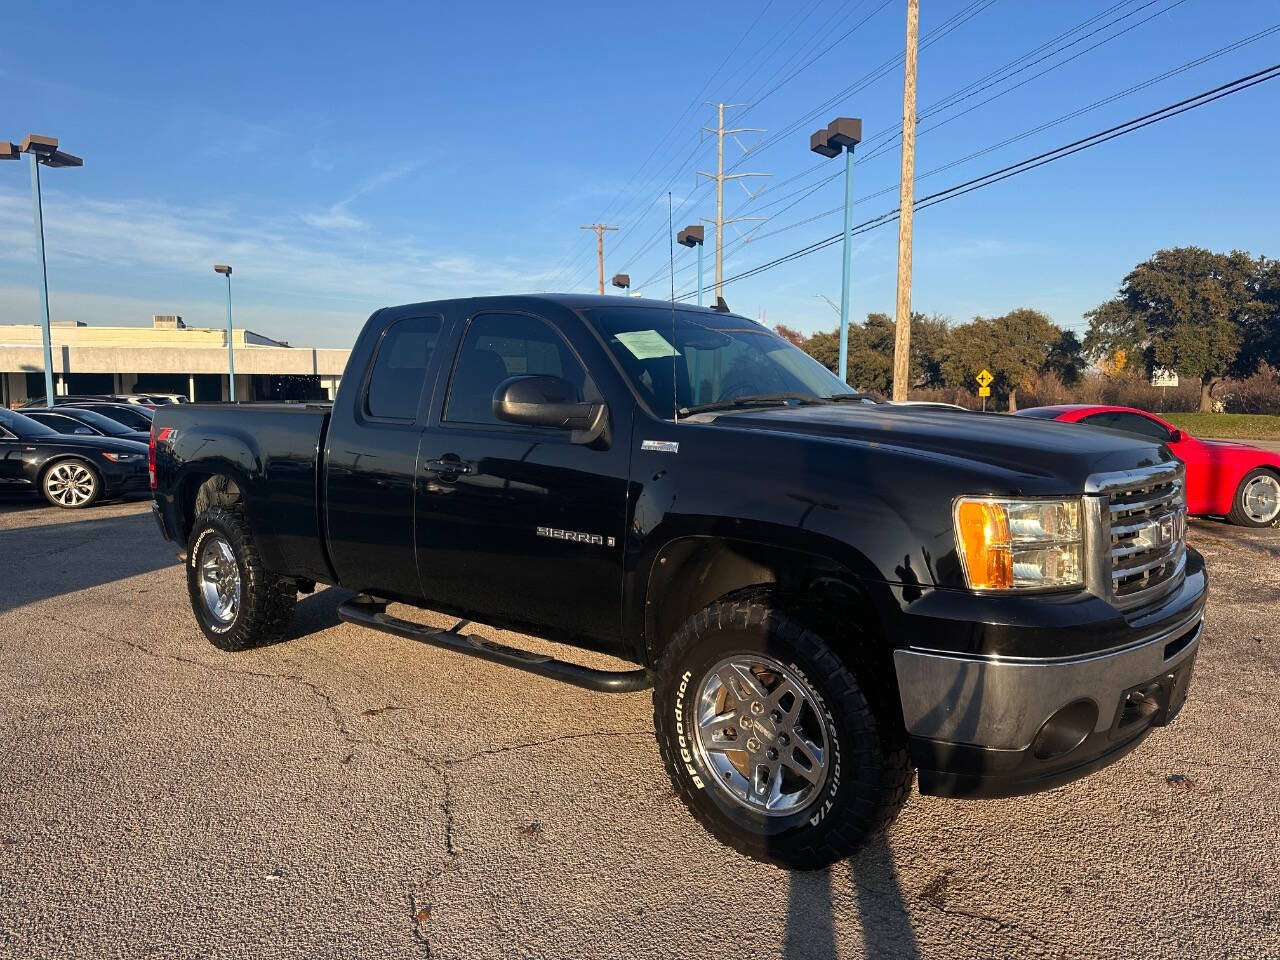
[186,506,297,651]
[653,595,913,869]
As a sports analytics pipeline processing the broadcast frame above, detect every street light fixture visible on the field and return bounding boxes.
[5,134,84,406]
[809,117,861,383]
[676,225,705,307]
[213,264,236,402]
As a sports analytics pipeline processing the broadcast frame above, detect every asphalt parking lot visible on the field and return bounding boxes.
[1,496,1276,959]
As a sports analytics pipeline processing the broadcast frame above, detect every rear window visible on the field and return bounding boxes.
[365,316,442,420]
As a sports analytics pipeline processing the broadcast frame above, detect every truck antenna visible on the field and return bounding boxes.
[669,190,678,423]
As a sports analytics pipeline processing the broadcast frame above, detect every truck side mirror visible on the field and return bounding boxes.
[493,375,609,445]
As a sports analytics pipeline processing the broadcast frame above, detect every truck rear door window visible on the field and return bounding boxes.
[365,316,442,420]
[444,313,587,426]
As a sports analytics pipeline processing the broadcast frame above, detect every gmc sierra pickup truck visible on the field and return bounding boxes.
[151,294,1206,868]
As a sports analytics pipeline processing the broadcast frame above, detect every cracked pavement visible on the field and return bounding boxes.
[0,496,1277,959]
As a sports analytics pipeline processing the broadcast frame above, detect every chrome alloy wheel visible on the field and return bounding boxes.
[1243,473,1280,524]
[198,535,241,626]
[44,461,97,507]
[692,654,831,816]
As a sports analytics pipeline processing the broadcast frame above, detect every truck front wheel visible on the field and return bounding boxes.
[186,506,297,651]
[653,596,913,869]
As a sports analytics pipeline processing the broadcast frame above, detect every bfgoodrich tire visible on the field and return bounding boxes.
[186,506,297,651]
[653,595,913,869]
[1227,468,1280,527]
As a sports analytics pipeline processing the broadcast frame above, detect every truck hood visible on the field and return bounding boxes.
[700,404,1175,490]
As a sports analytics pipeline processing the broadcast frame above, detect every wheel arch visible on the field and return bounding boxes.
[640,535,896,668]
[175,464,248,542]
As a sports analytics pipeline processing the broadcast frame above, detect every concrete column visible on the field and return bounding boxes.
[188,374,196,401]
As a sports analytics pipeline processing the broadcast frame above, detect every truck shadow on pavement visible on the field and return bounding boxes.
[0,507,177,615]
[784,837,921,959]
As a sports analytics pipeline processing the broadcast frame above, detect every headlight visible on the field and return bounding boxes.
[101,452,137,462]
[953,497,1083,590]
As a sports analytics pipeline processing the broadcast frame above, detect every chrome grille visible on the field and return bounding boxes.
[1103,469,1186,609]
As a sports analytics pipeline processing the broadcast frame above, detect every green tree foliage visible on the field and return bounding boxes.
[941,308,1068,411]
[799,312,952,395]
[1083,247,1267,411]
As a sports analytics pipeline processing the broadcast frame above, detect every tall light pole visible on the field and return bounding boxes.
[809,118,862,383]
[677,225,705,307]
[891,0,920,401]
[4,136,83,406]
[214,264,236,401]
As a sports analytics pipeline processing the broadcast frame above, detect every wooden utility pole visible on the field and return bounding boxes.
[891,0,919,401]
[697,103,768,301]
[581,223,617,294]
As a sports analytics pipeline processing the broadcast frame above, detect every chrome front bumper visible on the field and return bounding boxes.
[893,608,1203,752]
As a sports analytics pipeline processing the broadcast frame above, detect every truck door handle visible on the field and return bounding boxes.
[424,456,473,476]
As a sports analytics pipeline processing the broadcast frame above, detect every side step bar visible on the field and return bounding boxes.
[336,597,653,694]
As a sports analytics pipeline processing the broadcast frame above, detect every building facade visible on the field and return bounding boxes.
[1,315,350,406]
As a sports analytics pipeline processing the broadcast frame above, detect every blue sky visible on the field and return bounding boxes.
[1,0,1277,347]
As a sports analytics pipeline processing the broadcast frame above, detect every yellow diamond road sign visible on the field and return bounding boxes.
[976,368,994,388]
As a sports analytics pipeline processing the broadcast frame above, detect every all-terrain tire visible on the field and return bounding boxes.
[1226,467,1280,527]
[186,505,297,651]
[653,594,913,870]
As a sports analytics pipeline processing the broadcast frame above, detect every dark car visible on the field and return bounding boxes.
[0,408,149,508]
[23,407,151,444]
[64,402,154,432]
[151,294,1205,869]
[20,393,159,409]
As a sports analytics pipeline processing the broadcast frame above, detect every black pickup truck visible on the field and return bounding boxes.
[151,294,1205,868]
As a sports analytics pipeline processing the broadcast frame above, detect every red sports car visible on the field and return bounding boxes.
[1016,404,1280,527]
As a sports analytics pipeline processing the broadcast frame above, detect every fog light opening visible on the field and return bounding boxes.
[1032,699,1098,761]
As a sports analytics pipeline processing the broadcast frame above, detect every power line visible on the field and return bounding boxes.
[545,1,778,289]
[672,64,1280,300]
[609,0,902,279]
[732,21,1280,250]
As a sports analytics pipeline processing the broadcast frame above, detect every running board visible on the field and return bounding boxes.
[336,597,653,694]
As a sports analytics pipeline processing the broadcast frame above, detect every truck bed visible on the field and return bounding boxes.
[153,402,334,584]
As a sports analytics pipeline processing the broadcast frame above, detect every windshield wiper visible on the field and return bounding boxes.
[678,393,829,416]
[825,391,881,403]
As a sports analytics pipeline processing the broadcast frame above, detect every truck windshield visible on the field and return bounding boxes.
[583,306,855,419]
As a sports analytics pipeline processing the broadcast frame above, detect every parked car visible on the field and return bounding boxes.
[22,406,151,443]
[19,393,159,409]
[151,295,1205,868]
[1016,404,1280,527]
[0,408,149,508]
[63,402,154,432]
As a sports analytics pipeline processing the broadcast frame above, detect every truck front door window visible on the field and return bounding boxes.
[444,313,589,426]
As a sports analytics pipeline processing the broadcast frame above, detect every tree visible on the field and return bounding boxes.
[910,312,951,389]
[1046,330,1085,385]
[800,329,841,374]
[1083,247,1265,411]
[942,308,1063,411]
[773,323,808,347]
[799,312,950,395]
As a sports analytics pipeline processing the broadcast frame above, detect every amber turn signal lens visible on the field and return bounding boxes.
[954,499,1013,590]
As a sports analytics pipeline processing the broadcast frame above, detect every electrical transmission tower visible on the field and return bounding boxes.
[697,103,770,301]
[581,223,618,294]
